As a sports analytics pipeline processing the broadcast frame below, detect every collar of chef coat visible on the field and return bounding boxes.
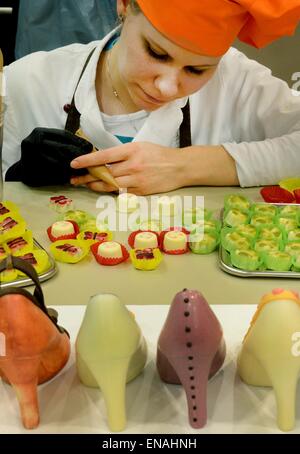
[74,27,187,150]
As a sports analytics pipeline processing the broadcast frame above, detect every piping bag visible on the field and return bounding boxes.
[75,128,119,189]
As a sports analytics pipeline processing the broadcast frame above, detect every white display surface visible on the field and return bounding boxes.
[1,304,299,434]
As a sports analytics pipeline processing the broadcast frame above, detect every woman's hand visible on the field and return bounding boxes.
[70,141,187,195]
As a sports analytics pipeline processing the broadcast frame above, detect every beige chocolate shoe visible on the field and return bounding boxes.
[238,288,300,432]
[76,293,147,432]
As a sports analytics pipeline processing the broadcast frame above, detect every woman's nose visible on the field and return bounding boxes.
[154,70,180,98]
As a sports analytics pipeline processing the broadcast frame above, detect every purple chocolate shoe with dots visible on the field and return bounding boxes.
[156,289,226,429]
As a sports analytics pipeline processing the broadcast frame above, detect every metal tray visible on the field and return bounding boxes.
[218,203,300,278]
[0,239,57,288]
[219,246,300,278]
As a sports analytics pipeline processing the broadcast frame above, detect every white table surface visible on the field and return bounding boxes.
[1,304,299,434]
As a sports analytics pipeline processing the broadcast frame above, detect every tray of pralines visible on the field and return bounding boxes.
[218,194,300,278]
[0,239,57,288]
[0,201,57,288]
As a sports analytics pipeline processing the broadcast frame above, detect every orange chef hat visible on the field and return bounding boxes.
[136,0,300,56]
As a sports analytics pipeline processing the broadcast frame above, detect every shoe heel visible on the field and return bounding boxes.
[157,289,226,429]
[78,355,130,432]
[76,293,147,432]
[1,357,40,429]
[269,368,299,432]
[157,348,215,428]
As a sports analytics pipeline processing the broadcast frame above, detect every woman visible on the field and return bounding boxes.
[3,0,300,195]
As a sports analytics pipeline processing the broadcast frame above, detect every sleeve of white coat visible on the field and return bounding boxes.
[2,67,23,174]
[220,53,300,187]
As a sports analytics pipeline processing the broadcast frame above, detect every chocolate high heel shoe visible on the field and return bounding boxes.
[0,255,70,429]
[157,289,226,428]
[237,288,300,432]
[76,293,147,432]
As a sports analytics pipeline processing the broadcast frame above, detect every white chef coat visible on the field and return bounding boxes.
[3,28,300,187]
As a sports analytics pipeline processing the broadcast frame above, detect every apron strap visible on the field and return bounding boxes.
[65,47,96,133]
[179,100,191,148]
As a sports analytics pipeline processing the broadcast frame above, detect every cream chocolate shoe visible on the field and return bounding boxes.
[238,288,300,431]
[76,293,147,432]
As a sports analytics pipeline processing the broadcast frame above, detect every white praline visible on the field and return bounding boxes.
[134,232,158,249]
[164,231,187,251]
[51,221,74,237]
[97,241,122,258]
[117,193,139,213]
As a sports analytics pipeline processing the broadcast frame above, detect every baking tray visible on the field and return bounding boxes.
[219,246,300,278]
[218,203,300,278]
[0,239,57,288]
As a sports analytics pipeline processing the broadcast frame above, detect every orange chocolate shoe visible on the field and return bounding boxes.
[0,255,70,429]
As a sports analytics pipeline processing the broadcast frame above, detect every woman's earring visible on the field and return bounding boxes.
[118,14,125,24]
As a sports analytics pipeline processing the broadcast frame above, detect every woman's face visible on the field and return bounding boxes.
[113,4,222,111]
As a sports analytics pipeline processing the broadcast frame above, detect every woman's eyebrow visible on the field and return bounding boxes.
[145,37,218,68]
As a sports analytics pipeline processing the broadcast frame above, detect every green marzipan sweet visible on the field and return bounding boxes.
[264,251,292,271]
[189,232,219,254]
[231,249,261,271]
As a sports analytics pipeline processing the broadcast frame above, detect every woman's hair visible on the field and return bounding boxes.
[129,0,141,14]
[117,1,140,26]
